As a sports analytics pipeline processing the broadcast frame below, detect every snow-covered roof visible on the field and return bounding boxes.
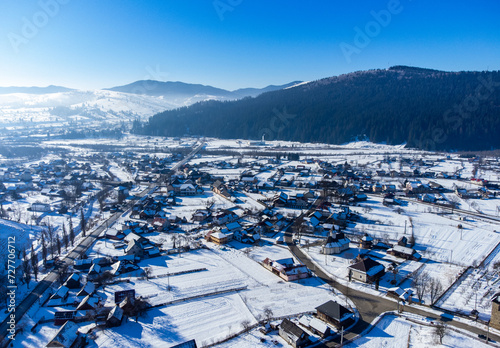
[211,232,227,239]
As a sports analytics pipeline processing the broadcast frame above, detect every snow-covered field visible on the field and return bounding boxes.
[86,245,343,347]
[345,314,490,348]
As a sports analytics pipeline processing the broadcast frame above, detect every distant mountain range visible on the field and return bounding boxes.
[137,66,500,151]
[0,80,303,110]
[0,85,74,94]
[105,80,303,101]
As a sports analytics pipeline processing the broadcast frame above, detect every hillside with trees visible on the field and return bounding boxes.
[135,66,500,151]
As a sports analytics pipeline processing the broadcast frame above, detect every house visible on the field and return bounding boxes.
[179,183,196,196]
[212,210,238,225]
[315,300,354,329]
[262,258,310,282]
[321,232,350,254]
[359,233,373,249]
[272,192,288,207]
[115,289,136,304]
[31,202,51,212]
[420,194,436,203]
[298,315,331,338]
[63,273,81,289]
[54,311,76,326]
[125,239,145,258]
[491,294,500,330]
[383,184,397,192]
[212,180,232,199]
[387,245,421,261]
[152,217,169,232]
[206,231,230,245]
[50,286,69,301]
[170,340,198,348]
[107,305,124,327]
[406,181,429,194]
[45,321,81,348]
[240,171,258,183]
[279,319,309,348]
[348,257,385,283]
[106,228,125,240]
[77,282,95,297]
[76,295,100,311]
[87,263,102,279]
[387,287,413,303]
[192,209,210,222]
[73,259,93,271]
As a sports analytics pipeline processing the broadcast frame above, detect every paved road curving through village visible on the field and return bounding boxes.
[284,231,500,347]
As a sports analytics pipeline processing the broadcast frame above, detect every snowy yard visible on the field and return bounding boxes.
[345,314,490,348]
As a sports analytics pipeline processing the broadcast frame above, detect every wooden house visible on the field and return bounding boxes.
[315,300,354,329]
[279,319,309,348]
[45,321,80,348]
[348,257,385,283]
[106,305,124,327]
[262,258,310,282]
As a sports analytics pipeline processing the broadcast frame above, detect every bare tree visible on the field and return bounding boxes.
[412,271,429,304]
[144,267,153,280]
[263,307,274,321]
[434,322,446,344]
[448,195,460,213]
[171,234,178,249]
[128,297,149,322]
[241,319,251,331]
[94,271,114,287]
[429,278,443,305]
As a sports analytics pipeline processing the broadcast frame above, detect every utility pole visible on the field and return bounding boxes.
[475,292,478,312]
[487,320,490,342]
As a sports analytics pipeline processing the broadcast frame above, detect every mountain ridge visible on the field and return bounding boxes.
[136,66,500,151]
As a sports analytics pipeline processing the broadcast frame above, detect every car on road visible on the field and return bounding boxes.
[478,334,494,342]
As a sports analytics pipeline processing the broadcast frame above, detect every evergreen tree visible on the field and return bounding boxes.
[80,208,86,237]
[41,234,47,265]
[56,237,61,255]
[69,217,75,246]
[31,243,38,281]
[62,224,69,251]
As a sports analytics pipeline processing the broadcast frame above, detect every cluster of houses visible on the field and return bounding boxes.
[0,158,105,209]
[278,299,355,347]
[44,267,143,347]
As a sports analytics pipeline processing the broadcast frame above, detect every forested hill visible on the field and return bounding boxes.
[136,66,500,151]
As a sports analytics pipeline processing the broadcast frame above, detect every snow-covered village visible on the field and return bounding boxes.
[2,3,500,347]
[1,131,500,348]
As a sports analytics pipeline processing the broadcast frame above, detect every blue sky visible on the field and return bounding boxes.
[0,0,499,90]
